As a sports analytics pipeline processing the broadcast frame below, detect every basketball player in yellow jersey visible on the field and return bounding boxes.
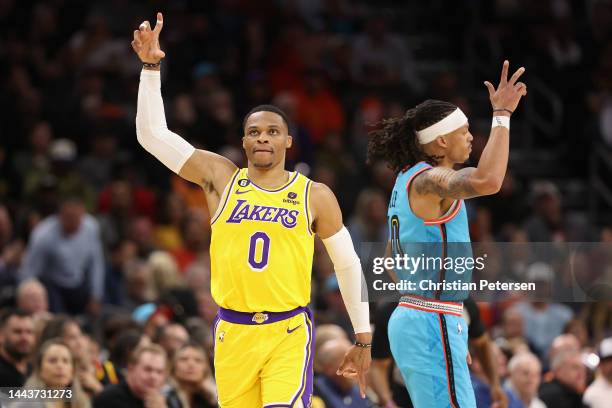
[132,13,371,407]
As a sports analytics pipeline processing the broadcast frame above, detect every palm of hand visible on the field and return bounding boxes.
[484,60,527,112]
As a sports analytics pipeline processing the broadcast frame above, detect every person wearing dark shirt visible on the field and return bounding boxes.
[93,344,167,408]
[539,349,586,408]
[0,309,35,387]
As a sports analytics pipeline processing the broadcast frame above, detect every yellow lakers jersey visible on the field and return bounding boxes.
[210,168,314,312]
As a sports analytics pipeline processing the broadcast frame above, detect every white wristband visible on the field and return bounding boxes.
[492,116,510,130]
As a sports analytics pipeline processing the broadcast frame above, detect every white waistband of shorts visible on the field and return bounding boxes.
[399,295,463,316]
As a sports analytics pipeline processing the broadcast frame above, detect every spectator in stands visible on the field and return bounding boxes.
[14,121,54,201]
[157,323,189,359]
[347,189,388,245]
[98,329,150,386]
[350,14,423,92]
[15,279,49,317]
[48,138,96,210]
[39,316,103,396]
[313,338,375,407]
[123,260,155,310]
[128,216,158,259]
[524,182,565,242]
[79,131,122,192]
[153,193,186,252]
[495,307,532,357]
[19,338,90,408]
[0,204,23,286]
[0,309,35,387]
[470,342,523,408]
[539,349,586,408]
[20,197,105,315]
[546,333,580,376]
[97,177,135,250]
[165,343,216,408]
[583,337,612,408]
[512,265,574,357]
[506,352,546,408]
[293,68,346,146]
[148,251,183,299]
[93,344,167,408]
[171,214,210,273]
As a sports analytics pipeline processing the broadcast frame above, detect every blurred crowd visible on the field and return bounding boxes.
[0,0,611,407]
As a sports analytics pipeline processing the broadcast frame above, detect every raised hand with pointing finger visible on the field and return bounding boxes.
[131,12,165,65]
[484,60,527,116]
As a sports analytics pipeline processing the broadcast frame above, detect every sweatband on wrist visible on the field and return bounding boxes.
[492,116,510,131]
[321,226,371,334]
[416,108,468,144]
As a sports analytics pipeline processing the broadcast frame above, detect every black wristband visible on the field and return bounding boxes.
[143,61,161,69]
[493,108,513,115]
[354,341,372,349]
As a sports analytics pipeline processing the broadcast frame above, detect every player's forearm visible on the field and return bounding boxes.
[136,69,195,174]
[472,113,511,194]
[322,227,371,334]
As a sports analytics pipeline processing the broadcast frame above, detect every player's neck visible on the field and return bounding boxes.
[247,162,290,189]
[435,157,456,169]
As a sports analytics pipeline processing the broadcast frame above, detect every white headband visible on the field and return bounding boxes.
[416,108,468,144]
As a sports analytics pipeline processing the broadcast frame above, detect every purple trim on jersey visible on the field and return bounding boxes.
[304,180,313,235]
[288,308,314,407]
[250,171,299,192]
[211,314,221,359]
[301,310,315,408]
[218,306,308,325]
[210,169,241,225]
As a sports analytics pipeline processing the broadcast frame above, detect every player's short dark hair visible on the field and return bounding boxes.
[367,99,457,172]
[242,104,291,131]
[0,308,31,329]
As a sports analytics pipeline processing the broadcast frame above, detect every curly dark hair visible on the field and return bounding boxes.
[367,99,458,172]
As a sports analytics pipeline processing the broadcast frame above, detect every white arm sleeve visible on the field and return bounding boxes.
[136,69,195,174]
[321,226,371,334]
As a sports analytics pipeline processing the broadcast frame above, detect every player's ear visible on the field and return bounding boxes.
[436,135,448,149]
[286,135,293,149]
[242,135,246,149]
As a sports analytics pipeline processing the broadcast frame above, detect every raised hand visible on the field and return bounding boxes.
[484,60,527,114]
[131,12,165,64]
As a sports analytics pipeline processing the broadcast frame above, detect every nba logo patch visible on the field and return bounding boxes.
[219,331,225,342]
[252,312,269,324]
[457,322,462,334]
[238,179,250,187]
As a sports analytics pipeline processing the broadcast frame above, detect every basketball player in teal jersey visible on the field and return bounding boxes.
[367,61,527,407]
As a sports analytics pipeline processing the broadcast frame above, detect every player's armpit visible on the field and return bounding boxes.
[412,166,501,199]
[178,149,237,194]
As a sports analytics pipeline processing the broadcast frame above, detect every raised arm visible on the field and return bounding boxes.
[131,13,236,197]
[412,61,527,199]
[310,182,372,398]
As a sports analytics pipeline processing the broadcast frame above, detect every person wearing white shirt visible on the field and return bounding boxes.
[583,338,612,408]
